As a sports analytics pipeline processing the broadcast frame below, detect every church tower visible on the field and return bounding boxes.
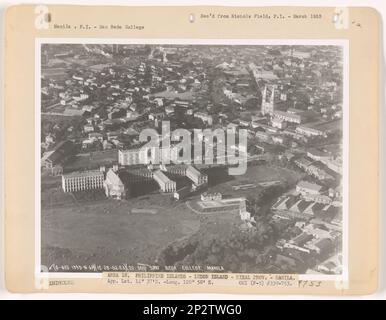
[261,84,277,116]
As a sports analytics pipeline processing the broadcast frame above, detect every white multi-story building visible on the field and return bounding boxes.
[273,110,301,124]
[153,170,176,192]
[118,148,142,166]
[118,146,179,166]
[104,169,126,199]
[271,117,287,129]
[186,165,208,186]
[201,192,222,202]
[62,170,104,192]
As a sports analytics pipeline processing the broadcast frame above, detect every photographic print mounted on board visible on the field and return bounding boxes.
[4,5,380,294]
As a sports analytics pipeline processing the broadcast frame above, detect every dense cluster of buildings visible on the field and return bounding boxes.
[270,176,342,274]
[41,44,344,274]
[61,163,208,199]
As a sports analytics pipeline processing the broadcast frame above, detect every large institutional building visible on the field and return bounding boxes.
[61,170,104,192]
[166,165,208,188]
[104,169,126,199]
[118,146,179,166]
[186,165,208,187]
[272,110,302,124]
[61,160,207,196]
[118,148,142,166]
[153,170,176,192]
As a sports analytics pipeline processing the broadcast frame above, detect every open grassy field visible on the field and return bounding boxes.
[41,185,200,270]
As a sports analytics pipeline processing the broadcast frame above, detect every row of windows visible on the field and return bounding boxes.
[120,150,181,163]
[64,178,103,183]
[63,177,103,182]
[64,186,102,191]
[63,176,104,192]
[64,183,103,187]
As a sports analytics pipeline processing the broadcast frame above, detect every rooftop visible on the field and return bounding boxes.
[273,110,301,121]
[186,165,202,177]
[105,169,124,186]
[62,170,104,178]
[153,170,172,184]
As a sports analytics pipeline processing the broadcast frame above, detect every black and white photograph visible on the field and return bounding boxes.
[38,40,347,277]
